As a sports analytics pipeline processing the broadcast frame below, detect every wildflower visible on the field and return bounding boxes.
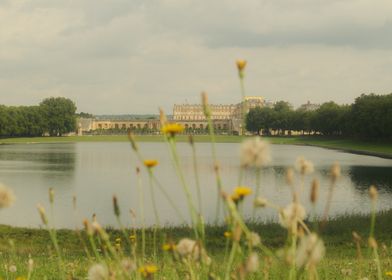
[139,264,158,278]
[115,237,121,243]
[0,183,15,208]
[254,197,268,208]
[143,160,158,168]
[245,252,259,273]
[278,202,306,229]
[224,231,232,239]
[161,123,184,137]
[236,59,247,78]
[385,271,392,277]
[9,265,17,273]
[16,277,26,280]
[240,137,270,168]
[296,233,325,268]
[249,232,261,247]
[295,157,314,175]
[129,234,136,242]
[162,243,176,251]
[87,263,109,280]
[231,186,252,203]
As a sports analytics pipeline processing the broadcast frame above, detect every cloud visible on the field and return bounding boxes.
[0,0,391,114]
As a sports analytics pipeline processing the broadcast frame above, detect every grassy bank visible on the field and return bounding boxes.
[1,135,392,158]
[1,210,391,278]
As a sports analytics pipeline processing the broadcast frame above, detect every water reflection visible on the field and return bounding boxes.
[0,142,390,228]
[348,166,392,190]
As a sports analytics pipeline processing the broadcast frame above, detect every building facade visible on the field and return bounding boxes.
[78,96,265,134]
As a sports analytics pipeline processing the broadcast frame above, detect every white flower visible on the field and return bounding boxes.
[245,252,259,273]
[176,238,200,259]
[176,238,210,264]
[254,197,268,208]
[8,265,17,273]
[0,183,15,209]
[296,233,325,268]
[295,157,314,175]
[240,138,270,168]
[87,264,109,280]
[249,232,261,247]
[279,203,306,229]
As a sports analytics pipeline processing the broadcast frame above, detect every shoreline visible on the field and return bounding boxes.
[1,135,391,159]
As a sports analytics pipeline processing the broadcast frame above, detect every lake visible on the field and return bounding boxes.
[0,142,391,229]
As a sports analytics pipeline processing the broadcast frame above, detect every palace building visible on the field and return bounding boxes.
[78,96,265,135]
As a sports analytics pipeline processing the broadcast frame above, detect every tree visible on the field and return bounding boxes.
[40,97,77,136]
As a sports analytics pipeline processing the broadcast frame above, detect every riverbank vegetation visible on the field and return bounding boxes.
[246,93,392,140]
[0,97,76,137]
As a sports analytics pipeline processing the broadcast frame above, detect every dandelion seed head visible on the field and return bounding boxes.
[245,252,259,273]
[176,238,199,259]
[87,263,109,280]
[278,202,306,229]
[0,183,15,209]
[254,197,268,208]
[295,157,314,175]
[249,232,261,247]
[240,137,270,168]
[296,233,325,268]
[9,265,17,273]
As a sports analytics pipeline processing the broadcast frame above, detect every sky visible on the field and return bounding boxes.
[1,0,392,114]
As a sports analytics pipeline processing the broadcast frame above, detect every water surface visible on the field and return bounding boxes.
[0,142,391,228]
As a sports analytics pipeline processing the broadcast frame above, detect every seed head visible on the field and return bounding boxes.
[37,204,48,225]
[369,185,378,201]
[330,162,341,182]
[0,183,15,209]
[295,156,314,175]
[49,188,54,204]
[310,179,319,204]
[113,195,120,217]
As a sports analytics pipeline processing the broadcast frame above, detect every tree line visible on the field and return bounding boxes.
[0,97,77,137]
[246,93,392,139]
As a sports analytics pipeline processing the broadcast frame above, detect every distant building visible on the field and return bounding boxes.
[78,96,265,134]
[299,101,320,111]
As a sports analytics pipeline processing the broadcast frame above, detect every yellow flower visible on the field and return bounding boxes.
[224,231,232,238]
[16,277,27,280]
[386,271,392,277]
[162,243,176,251]
[234,186,252,198]
[143,159,158,168]
[236,59,247,71]
[115,237,121,243]
[139,265,158,277]
[129,235,136,241]
[161,123,184,136]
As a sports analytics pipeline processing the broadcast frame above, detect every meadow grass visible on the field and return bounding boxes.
[1,210,391,279]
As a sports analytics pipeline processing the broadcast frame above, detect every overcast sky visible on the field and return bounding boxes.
[1,0,392,114]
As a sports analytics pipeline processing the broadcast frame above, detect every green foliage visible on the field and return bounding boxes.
[0,97,77,137]
[245,93,392,139]
[40,97,77,136]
